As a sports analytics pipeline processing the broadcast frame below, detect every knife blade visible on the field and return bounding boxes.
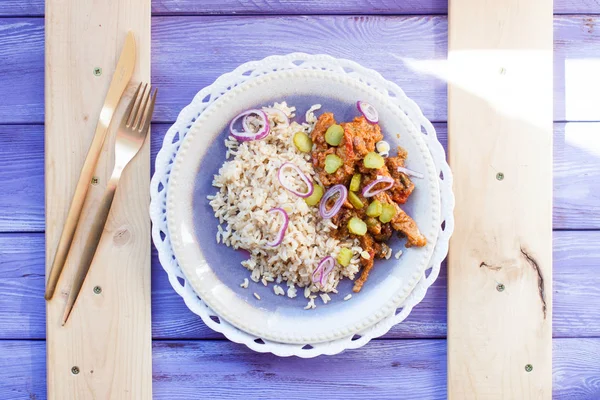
[45,31,136,301]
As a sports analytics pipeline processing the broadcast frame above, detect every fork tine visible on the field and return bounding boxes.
[127,83,148,127]
[139,88,157,134]
[132,84,152,130]
[120,83,142,129]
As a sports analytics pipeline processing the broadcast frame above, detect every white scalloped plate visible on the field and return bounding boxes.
[151,53,454,356]
[167,66,440,344]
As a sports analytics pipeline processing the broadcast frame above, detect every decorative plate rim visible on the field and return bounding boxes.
[150,53,454,356]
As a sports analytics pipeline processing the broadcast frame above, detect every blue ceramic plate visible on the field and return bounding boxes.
[167,67,441,344]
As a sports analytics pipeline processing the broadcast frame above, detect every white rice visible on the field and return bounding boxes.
[254,292,261,300]
[209,102,361,303]
[304,296,317,310]
[344,294,353,301]
[395,250,404,259]
[240,278,249,289]
[273,285,285,296]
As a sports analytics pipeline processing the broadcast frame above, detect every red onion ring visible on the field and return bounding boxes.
[263,107,290,127]
[278,162,314,198]
[357,101,379,124]
[397,166,424,179]
[229,109,270,141]
[319,184,348,219]
[362,175,395,197]
[312,256,335,285]
[266,208,289,247]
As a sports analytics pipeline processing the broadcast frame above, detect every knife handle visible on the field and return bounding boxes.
[61,173,120,324]
[45,125,109,301]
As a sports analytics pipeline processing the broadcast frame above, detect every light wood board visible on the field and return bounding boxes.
[45,0,151,399]
[447,0,553,398]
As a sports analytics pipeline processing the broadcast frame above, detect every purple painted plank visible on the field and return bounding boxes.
[1,339,599,399]
[2,121,598,232]
[553,122,600,228]
[2,16,600,123]
[154,15,600,123]
[0,125,44,232]
[2,0,600,16]
[554,15,600,122]
[1,230,599,340]
[0,19,44,123]
[150,15,447,124]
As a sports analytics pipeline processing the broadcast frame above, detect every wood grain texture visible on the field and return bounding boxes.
[1,0,600,16]
[45,1,151,399]
[0,125,44,232]
[150,15,447,123]
[1,339,599,400]
[447,0,553,398]
[2,125,600,232]
[2,16,600,123]
[2,230,599,340]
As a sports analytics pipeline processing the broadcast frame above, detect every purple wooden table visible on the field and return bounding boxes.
[1,1,600,399]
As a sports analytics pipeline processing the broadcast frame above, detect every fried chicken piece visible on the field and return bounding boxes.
[353,234,380,293]
[391,206,427,247]
[311,112,336,148]
[311,114,356,186]
[375,192,427,248]
[385,152,415,204]
[342,116,383,158]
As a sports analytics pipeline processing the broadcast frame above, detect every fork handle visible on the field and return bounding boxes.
[61,171,120,325]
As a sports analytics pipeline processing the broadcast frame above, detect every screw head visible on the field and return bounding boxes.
[91,176,99,185]
[93,67,102,76]
[496,283,505,292]
[525,364,533,372]
[71,366,80,375]
[496,172,504,181]
[93,286,102,294]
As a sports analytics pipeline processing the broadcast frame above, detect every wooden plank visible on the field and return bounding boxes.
[0,18,44,123]
[2,16,600,124]
[2,230,599,340]
[0,125,44,232]
[1,339,599,399]
[2,122,600,230]
[150,15,447,123]
[447,0,553,398]
[2,0,600,16]
[45,1,151,399]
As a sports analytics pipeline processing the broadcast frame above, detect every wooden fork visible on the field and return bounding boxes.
[62,83,157,325]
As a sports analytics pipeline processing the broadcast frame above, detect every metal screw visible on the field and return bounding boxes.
[93,286,102,294]
[91,176,99,185]
[496,172,504,181]
[93,67,102,76]
[496,283,505,292]
[71,366,80,375]
[525,364,533,372]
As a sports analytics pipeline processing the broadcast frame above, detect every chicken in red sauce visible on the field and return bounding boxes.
[310,113,427,293]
